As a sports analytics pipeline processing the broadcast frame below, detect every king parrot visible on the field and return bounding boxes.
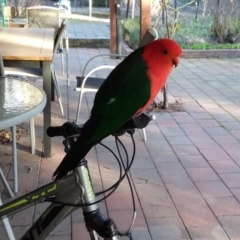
[53,39,182,180]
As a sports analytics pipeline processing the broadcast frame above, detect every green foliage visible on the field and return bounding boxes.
[181,42,240,50]
[176,19,211,38]
[124,17,240,50]
[230,20,240,35]
[93,0,106,7]
[123,18,140,49]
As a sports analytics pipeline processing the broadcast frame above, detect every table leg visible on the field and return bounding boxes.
[11,126,18,193]
[51,72,55,102]
[43,61,52,158]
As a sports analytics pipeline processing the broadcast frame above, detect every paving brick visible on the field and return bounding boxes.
[200,148,232,161]
[155,118,179,128]
[229,130,240,140]
[131,229,152,240]
[187,226,229,240]
[231,189,240,202]
[218,216,240,239]
[108,210,147,230]
[140,196,179,218]
[134,182,170,200]
[72,222,92,240]
[178,155,209,168]
[156,162,186,176]
[131,155,156,169]
[204,127,230,136]
[160,127,186,137]
[221,122,240,130]
[162,174,199,194]
[230,154,240,165]
[219,173,240,188]
[130,168,163,184]
[180,123,205,134]
[172,144,200,156]
[50,216,71,236]
[197,119,221,128]
[149,150,179,163]
[179,207,219,228]
[145,140,172,152]
[221,143,240,155]
[166,136,193,145]
[206,197,240,216]
[196,181,233,198]
[170,190,207,210]
[146,217,190,240]
[187,167,220,182]
[47,236,71,240]
[209,160,240,173]
[106,191,141,211]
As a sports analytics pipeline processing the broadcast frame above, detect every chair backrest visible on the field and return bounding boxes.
[53,19,67,54]
[27,6,60,32]
[0,53,5,77]
[139,28,159,47]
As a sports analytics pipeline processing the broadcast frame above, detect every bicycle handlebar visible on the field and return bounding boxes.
[47,122,81,138]
[47,112,153,138]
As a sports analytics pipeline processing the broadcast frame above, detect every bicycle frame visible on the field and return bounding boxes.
[0,159,119,240]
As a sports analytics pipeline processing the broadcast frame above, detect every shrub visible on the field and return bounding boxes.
[93,0,106,7]
[123,18,140,49]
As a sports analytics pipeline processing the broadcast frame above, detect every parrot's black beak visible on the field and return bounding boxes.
[173,57,179,68]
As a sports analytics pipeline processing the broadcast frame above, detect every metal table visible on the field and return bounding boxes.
[0,77,46,193]
[0,27,54,158]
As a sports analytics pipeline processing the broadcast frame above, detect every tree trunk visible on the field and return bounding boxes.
[162,84,168,109]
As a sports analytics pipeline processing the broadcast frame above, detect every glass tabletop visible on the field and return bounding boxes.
[0,77,46,129]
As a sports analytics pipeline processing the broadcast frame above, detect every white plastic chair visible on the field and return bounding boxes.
[27,6,66,74]
[75,28,158,141]
[27,5,70,86]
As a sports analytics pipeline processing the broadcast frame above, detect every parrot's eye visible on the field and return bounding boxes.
[163,50,168,55]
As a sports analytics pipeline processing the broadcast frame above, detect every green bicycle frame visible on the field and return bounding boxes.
[0,160,102,240]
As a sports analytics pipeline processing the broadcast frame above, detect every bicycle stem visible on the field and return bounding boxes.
[76,159,120,239]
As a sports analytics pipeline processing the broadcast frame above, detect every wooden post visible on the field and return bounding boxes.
[110,0,117,54]
[140,0,151,41]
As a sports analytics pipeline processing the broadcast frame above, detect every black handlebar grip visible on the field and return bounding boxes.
[47,126,63,137]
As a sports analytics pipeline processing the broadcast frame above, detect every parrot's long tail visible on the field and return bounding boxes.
[53,140,93,180]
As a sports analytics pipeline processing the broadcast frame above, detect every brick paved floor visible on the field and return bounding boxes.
[0,48,240,240]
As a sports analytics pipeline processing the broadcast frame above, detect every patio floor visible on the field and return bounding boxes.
[0,46,240,240]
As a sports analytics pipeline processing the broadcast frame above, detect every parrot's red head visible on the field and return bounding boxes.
[136,39,182,114]
[142,38,182,72]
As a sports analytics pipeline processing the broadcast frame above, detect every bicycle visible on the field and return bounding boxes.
[0,113,152,240]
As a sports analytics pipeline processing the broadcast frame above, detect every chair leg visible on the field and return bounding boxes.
[76,90,84,124]
[61,51,64,76]
[30,118,35,155]
[51,68,64,116]
[60,38,65,76]
[11,126,18,193]
[142,128,147,142]
[65,32,70,87]
[0,199,16,240]
[0,168,14,198]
